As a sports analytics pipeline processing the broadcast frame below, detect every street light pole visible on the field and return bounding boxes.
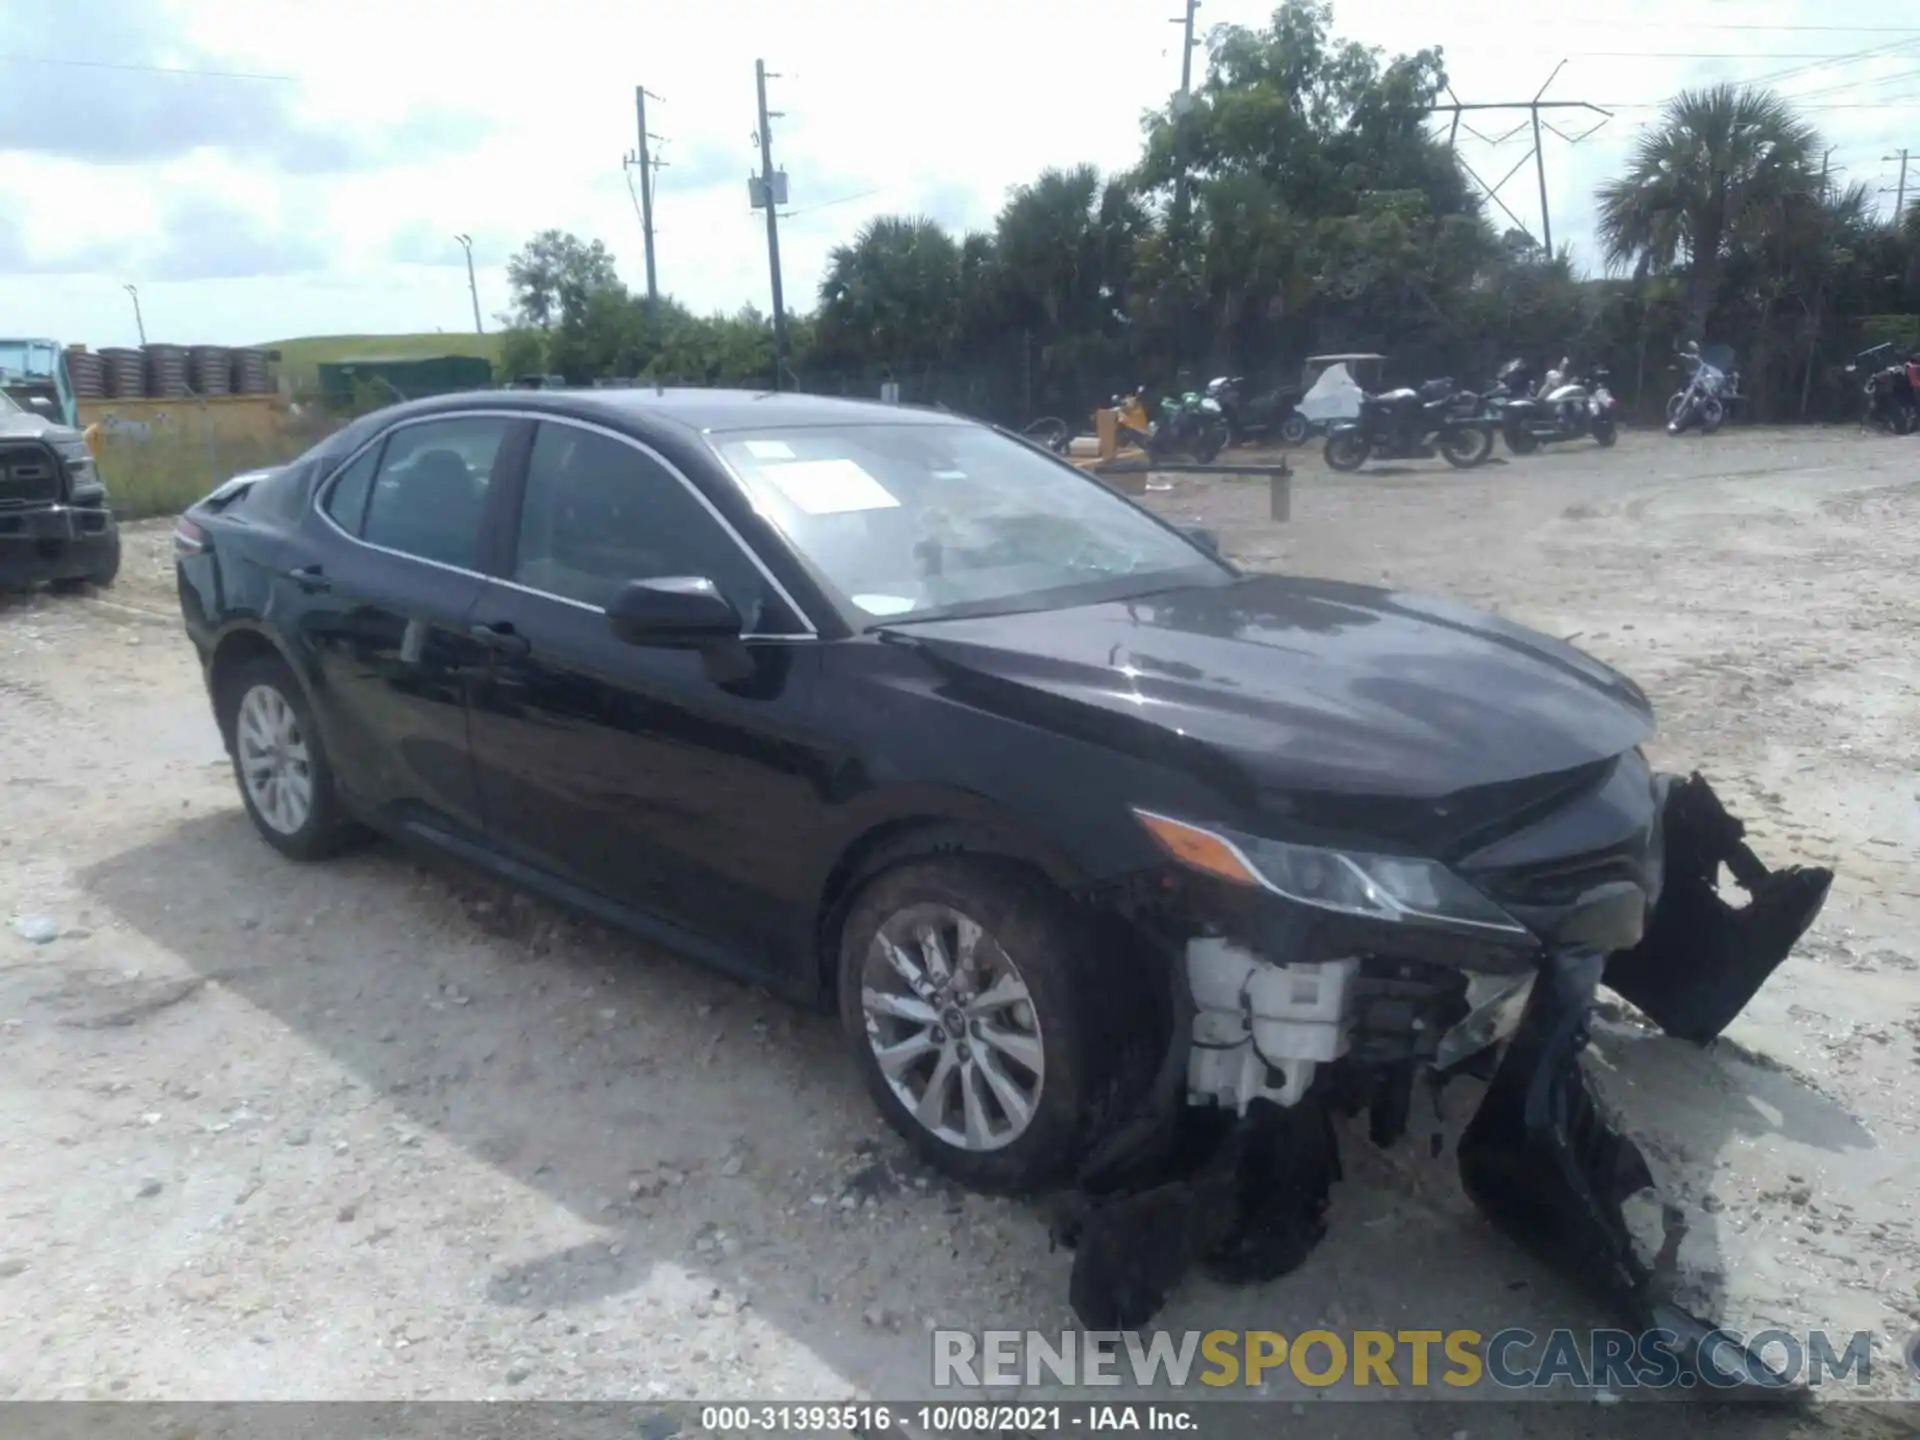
[123,284,146,346]
[454,234,484,334]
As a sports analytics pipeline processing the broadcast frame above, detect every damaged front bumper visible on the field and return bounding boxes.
[1058,772,1833,1389]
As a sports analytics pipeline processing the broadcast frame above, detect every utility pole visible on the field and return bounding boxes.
[123,284,146,346]
[1426,63,1610,259]
[453,234,483,334]
[1170,0,1200,231]
[1888,149,1909,225]
[629,87,663,312]
[753,59,789,387]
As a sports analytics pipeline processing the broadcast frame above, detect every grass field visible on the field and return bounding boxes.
[262,332,503,393]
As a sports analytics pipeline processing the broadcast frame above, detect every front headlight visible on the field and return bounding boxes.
[1132,808,1531,938]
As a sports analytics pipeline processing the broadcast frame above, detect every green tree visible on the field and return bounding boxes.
[814,216,965,370]
[505,229,623,331]
[1593,84,1822,338]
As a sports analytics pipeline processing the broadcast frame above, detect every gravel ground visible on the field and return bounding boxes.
[0,424,1915,1439]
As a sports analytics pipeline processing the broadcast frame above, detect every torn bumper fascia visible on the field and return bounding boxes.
[1058,771,1834,1387]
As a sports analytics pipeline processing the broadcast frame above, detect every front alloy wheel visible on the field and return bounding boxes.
[838,857,1138,1192]
[861,903,1045,1153]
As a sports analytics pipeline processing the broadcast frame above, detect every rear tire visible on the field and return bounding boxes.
[1592,416,1618,447]
[1324,430,1369,472]
[836,857,1141,1194]
[1701,401,1725,435]
[1440,425,1493,468]
[1503,423,1540,456]
[216,654,368,862]
[1278,413,1310,446]
[1196,421,1228,463]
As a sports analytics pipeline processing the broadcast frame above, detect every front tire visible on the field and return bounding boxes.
[1196,420,1228,463]
[1440,425,1493,468]
[216,654,366,861]
[1324,430,1369,472]
[837,857,1130,1194]
[1592,415,1618,447]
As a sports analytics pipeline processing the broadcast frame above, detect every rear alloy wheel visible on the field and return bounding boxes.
[838,858,1129,1193]
[1440,425,1493,468]
[1278,413,1310,446]
[218,655,367,861]
[1701,400,1726,435]
[1324,430,1370,472]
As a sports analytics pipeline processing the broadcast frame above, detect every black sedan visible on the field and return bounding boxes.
[174,387,1829,1373]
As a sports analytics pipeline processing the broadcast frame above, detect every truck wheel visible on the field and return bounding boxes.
[836,857,1142,1194]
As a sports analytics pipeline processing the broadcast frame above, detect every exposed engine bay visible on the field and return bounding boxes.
[1052,771,1833,1392]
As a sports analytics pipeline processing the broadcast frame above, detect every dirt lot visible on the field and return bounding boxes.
[1,424,1916,1436]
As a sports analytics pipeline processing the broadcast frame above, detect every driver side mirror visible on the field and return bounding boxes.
[1180,525,1221,555]
[607,576,741,649]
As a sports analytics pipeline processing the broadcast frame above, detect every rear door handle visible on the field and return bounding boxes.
[285,563,331,593]
[469,621,531,659]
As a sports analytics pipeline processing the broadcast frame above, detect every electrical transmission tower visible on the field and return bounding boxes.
[1425,61,1611,258]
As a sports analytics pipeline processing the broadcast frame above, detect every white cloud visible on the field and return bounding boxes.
[0,0,1914,347]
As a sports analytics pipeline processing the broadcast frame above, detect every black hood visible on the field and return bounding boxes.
[885,573,1653,801]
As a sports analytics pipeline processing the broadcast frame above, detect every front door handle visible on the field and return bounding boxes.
[469,621,531,659]
[285,563,331,593]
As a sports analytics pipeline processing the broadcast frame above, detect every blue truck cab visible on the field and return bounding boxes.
[0,338,80,428]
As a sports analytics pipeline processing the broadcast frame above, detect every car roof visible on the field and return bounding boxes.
[375,386,971,439]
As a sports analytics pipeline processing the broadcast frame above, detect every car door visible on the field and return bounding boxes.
[463,416,831,976]
[293,411,529,839]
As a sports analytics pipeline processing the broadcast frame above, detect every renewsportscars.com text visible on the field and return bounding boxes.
[932,1327,1880,1391]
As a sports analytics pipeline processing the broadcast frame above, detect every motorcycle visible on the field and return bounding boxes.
[1152,389,1231,462]
[1205,375,1310,447]
[1489,359,1620,453]
[1666,348,1739,436]
[1844,344,1918,435]
[1323,377,1495,471]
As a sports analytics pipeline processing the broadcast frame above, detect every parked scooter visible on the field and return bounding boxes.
[1324,377,1494,471]
[1488,359,1620,452]
[1205,375,1310,446]
[1666,344,1739,436]
[1844,343,1918,435]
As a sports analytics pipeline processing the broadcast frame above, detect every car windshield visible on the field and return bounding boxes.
[709,421,1226,623]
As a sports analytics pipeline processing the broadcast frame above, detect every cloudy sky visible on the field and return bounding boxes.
[2,0,1916,349]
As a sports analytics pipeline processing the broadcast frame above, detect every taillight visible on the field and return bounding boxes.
[173,518,208,559]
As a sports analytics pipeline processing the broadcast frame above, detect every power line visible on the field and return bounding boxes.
[0,53,295,81]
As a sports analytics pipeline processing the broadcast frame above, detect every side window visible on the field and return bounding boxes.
[361,416,510,570]
[320,445,381,536]
[512,423,784,627]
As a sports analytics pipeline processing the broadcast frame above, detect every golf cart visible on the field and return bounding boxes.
[1293,353,1387,439]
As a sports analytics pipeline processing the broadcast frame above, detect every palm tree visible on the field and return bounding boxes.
[815,217,964,369]
[1593,83,1822,338]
